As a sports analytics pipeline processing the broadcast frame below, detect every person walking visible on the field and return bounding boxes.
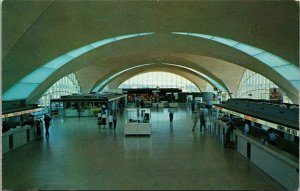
[101,110,107,128]
[191,111,199,131]
[203,105,209,120]
[199,111,206,131]
[191,101,195,112]
[108,113,113,129]
[113,114,117,130]
[44,114,52,138]
[36,119,42,139]
[169,110,174,123]
[97,111,102,127]
[225,122,235,148]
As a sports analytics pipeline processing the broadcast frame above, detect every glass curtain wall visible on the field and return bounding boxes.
[205,83,214,92]
[39,73,81,107]
[236,69,292,103]
[118,72,200,92]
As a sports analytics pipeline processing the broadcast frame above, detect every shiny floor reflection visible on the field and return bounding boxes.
[3,105,285,190]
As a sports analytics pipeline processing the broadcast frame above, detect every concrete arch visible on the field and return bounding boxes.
[86,56,231,94]
[103,65,215,92]
[4,33,298,103]
[3,1,298,103]
[90,63,226,93]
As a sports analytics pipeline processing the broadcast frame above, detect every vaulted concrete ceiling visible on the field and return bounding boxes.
[105,66,209,92]
[2,0,299,103]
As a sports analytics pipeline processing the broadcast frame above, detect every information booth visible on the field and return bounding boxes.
[124,108,151,135]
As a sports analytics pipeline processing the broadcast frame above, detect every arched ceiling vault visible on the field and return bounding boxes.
[95,65,216,92]
[87,54,229,91]
[106,67,208,92]
[25,34,297,103]
[4,1,298,63]
[3,1,299,103]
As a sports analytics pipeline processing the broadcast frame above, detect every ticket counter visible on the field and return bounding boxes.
[210,118,299,190]
[2,106,44,154]
[3,124,44,153]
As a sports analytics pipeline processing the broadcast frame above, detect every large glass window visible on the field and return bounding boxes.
[38,73,81,107]
[236,69,292,103]
[118,72,200,92]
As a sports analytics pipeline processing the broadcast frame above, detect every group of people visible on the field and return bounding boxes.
[168,106,210,131]
[28,114,51,138]
[98,111,117,129]
[191,108,209,132]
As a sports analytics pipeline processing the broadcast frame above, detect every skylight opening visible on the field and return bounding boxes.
[43,55,74,70]
[2,83,40,100]
[211,36,239,46]
[65,45,94,58]
[89,38,116,48]
[3,32,155,101]
[172,32,299,92]
[233,43,265,56]
[254,52,291,68]
[20,68,55,84]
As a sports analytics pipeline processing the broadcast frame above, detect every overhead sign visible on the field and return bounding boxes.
[1,108,43,118]
[212,105,299,137]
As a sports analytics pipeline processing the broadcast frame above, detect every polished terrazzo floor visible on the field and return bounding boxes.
[3,105,285,190]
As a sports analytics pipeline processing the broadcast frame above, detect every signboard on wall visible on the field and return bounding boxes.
[269,88,283,102]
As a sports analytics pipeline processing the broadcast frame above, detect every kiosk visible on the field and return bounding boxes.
[124,108,151,135]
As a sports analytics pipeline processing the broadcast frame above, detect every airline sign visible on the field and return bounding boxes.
[213,105,299,137]
[1,108,42,118]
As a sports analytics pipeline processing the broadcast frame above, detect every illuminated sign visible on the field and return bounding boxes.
[1,108,42,118]
[213,105,299,137]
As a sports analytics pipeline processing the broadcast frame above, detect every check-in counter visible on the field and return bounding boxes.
[234,130,299,190]
[210,118,228,143]
[2,133,10,153]
[210,118,299,190]
[2,124,44,154]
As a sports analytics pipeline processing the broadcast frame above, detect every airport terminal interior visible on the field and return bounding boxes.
[2,1,299,190]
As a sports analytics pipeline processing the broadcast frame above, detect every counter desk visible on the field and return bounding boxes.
[210,118,299,190]
[234,130,298,190]
[2,124,44,154]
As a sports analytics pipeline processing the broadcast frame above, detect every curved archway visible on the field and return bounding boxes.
[172,32,299,90]
[108,68,209,92]
[90,62,228,93]
[2,32,155,100]
[4,33,298,103]
[117,71,202,92]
